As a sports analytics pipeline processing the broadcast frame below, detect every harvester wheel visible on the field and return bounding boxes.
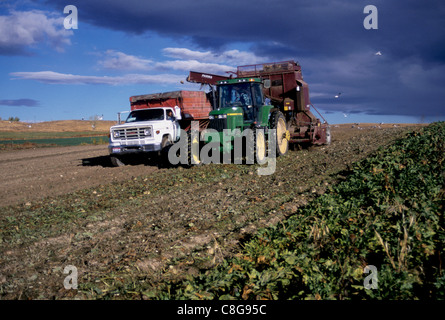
[188,131,201,166]
[270,111,289,156]
[325,126,332,145]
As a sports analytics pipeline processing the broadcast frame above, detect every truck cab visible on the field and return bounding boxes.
[108,106,181,166]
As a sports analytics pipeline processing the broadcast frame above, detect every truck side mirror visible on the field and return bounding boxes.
[174,106,182,120]
[263,79,271,89]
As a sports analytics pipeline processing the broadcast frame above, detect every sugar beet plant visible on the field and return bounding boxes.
[152,122,444,300]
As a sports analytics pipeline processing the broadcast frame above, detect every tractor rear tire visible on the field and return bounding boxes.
[255,129,267,164]
[270,111,289,156]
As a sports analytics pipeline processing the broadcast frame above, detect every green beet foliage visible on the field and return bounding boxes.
[153,122,444,300]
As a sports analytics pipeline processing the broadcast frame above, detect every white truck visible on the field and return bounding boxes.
[108,90,212,167]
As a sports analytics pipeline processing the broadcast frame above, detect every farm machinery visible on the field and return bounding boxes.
[108,60,329,167]
[187,60,330,163]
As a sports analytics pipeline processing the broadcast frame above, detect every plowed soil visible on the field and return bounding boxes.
[0,123,426,299]
[0,145,158,207]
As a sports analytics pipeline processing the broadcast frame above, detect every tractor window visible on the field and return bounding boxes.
[251,83,264,107]
[126,109,164,122]
[219,83,253,108]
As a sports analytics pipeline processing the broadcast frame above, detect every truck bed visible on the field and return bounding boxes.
[130,90,212,120]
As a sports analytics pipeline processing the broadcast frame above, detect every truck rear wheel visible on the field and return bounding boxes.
[270,111,289,156]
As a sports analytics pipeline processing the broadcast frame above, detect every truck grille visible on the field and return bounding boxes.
[207,119,227,132]
[114,127,152,140]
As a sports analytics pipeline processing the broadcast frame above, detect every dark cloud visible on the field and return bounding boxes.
[39,0,445,64]
[0,99,40,107]
[36,0,445,119]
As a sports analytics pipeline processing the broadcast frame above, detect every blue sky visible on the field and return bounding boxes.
[0,0,444,124]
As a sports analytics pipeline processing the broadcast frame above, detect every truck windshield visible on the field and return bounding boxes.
[125,109,164,123]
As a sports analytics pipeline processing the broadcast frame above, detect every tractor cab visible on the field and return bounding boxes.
[217,78,264,124]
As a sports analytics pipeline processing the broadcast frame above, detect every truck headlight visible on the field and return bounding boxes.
[112,131,120,138]
[144,128,152,136]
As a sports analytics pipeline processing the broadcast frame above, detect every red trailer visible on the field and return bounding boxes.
[129,90,212,131]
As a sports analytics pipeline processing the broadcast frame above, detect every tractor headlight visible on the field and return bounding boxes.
[209,115,215,120]
[217,114,227,119]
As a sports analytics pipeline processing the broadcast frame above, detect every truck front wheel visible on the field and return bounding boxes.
[159,136,173,167]
[110,155,126,167]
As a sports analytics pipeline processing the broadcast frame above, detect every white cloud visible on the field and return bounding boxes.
[98,47,268,74]
[162,47,268,66]
[99,49,235,74]
[10,47,270,85]
[155,59,234,74]
[99,50,153,70]
[10,71,184,85]
[162,47,214,61]
[0,10,72,54]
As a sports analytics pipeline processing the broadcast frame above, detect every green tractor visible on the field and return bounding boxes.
[204,77,289,164]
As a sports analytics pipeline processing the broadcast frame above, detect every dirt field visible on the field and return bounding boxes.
[0,120,116,132]
[0,122,425,208]
[0,145,160,207]
[0,122,427,299]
